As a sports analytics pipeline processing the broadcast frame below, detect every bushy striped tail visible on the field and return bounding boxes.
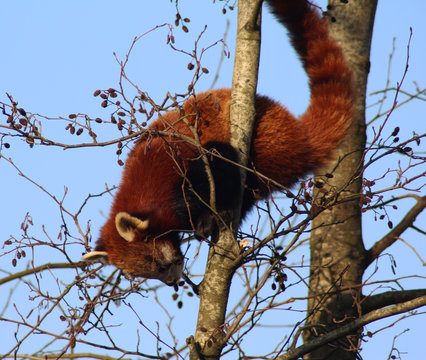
[265,0,353,166]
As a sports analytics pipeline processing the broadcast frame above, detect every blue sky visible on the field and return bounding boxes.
[1,1,425,359]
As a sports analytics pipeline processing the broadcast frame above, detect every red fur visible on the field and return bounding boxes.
[83,0,353,284]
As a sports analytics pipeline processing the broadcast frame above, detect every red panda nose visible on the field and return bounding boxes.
[155,256,184,285]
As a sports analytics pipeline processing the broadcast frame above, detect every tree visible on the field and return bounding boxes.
[303,2,425,359]
[1,1,425,359]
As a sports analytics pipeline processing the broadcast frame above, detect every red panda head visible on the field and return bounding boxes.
[82,212,184,285]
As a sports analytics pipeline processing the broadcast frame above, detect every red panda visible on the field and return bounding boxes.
[82,0,353,285]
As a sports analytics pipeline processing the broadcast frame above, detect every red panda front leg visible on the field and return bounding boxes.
[174,141,242,240]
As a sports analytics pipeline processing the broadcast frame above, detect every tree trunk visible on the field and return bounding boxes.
[191,1,262,359]
[303,1,378,359]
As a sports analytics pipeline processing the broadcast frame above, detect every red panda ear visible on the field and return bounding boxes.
[115,212,149,242]
[82,250,109,263]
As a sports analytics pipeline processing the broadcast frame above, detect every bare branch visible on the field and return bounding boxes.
[362,289,426,313]
[277,295,426,360]
[0,261,90,286]
[364,195,426,267]
[1,353,134,360]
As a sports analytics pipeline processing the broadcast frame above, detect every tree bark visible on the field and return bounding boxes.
[192,1,262,358]
[303,1,378,359]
